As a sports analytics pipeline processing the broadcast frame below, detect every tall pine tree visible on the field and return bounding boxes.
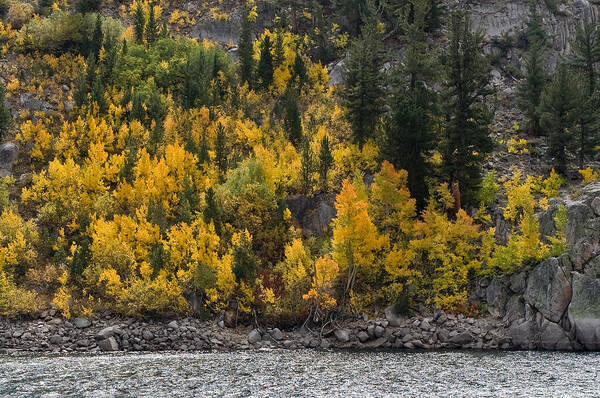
[517,0,547,136]
[145,3,159,45]
[567,20,600,168]
[540,63,579,174]
[342,20,385,148]
[134,2,145,44]
[238,2,255,88]
[318,135,334,192]
[440,11,494,205]
[385,0,437,210]
[257,35,274,89]
[283,86,303,146]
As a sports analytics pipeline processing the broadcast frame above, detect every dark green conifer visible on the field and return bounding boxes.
[134,2,145,44]
[145,3,159,45]
[0,82,12,141]
[257,35,274,89]
[440,11,494,205]
[517,1,547,136]
[214,123,228,181]
[318,135,333,192]
[238,3,255,87]
[283,86,303,147]
[540,63,579,174]
[342,20,385,148]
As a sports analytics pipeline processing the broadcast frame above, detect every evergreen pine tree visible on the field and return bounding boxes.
[73,72,88,108]
[318,135,333,192]
[134,2,146,44]
[273,29,285,68]
[90,75,107,113]
[540,63,579,174]
[425,0,445,33]
[257,35,274,89]
[566,20,600,168]
[90,14,103,59]
[300,137,314,194]
[292,51,307,89]
[342,20,385,148]
[283,86,303,147]
[145,3,159,45]
[567,20,600,95]
[203,187,223,235]
[0,81,12,141]
[385,0,436,210]
[517,0,547,136]
[238,3,255,87]
[440,11,494,205]
[524,0,546,47]
[215,122,228,181]
[122,38,128,55]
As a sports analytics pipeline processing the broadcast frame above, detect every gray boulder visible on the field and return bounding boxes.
[591,197,600,217]
[334,329,350,343]
[167,320,179,329]
[72,318,91,329]
[20,93,53,112]
[96,326,115,340]
[524,258,571,323]
[142,330,154,341]
[568,272,600,350]
[566,202,593,245]
[384,306,403,327]
[0,143,18,173]
[357,331,369,343]
[448,332,473,346]
[509,320,536,349]
[270,328,284,341]
[538,319,571,350]
[247,329,261,344]
[98,337,119,352]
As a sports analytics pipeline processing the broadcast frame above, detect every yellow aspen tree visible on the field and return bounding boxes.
[332,179,385,306]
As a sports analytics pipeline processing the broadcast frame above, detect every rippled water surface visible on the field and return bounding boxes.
[1,350,599,397]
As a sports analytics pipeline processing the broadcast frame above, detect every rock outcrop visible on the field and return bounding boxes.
[486,183,600,350]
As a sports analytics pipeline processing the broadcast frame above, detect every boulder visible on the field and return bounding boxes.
[357,331,369,343]
[384,306,403,327]
[365,337,387,349]
[328,59,345,86]
[0,142,18,172]
[167,320,179,329]
[374,325,385,338]
[524,258,571,323]
[98,337,119,352]
[509,320,536,349]
[419,319,431,331]
[72,318,91,329]
[334,329,350,343]
[538,319,571,350]
[49,335,63,345]
[270,328,283,341]
[142,330,154,341]
[568,272,600,350]
[486,279,509,318]
[223,311,236,328]
[448,332,473,346]
[247,329,261,344]
[19,93,52,112]
[96,326,115,340]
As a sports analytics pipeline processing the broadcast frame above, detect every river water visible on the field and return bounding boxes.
[0,349,598,397]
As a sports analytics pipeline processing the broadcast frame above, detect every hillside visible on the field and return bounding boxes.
[0,0,598,329]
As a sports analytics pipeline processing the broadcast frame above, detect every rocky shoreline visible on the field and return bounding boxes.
[0,310,515,354]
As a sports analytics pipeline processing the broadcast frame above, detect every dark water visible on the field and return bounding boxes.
[0,350,599,397]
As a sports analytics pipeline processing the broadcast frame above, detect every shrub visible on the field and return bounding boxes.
[7,1,34,29]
